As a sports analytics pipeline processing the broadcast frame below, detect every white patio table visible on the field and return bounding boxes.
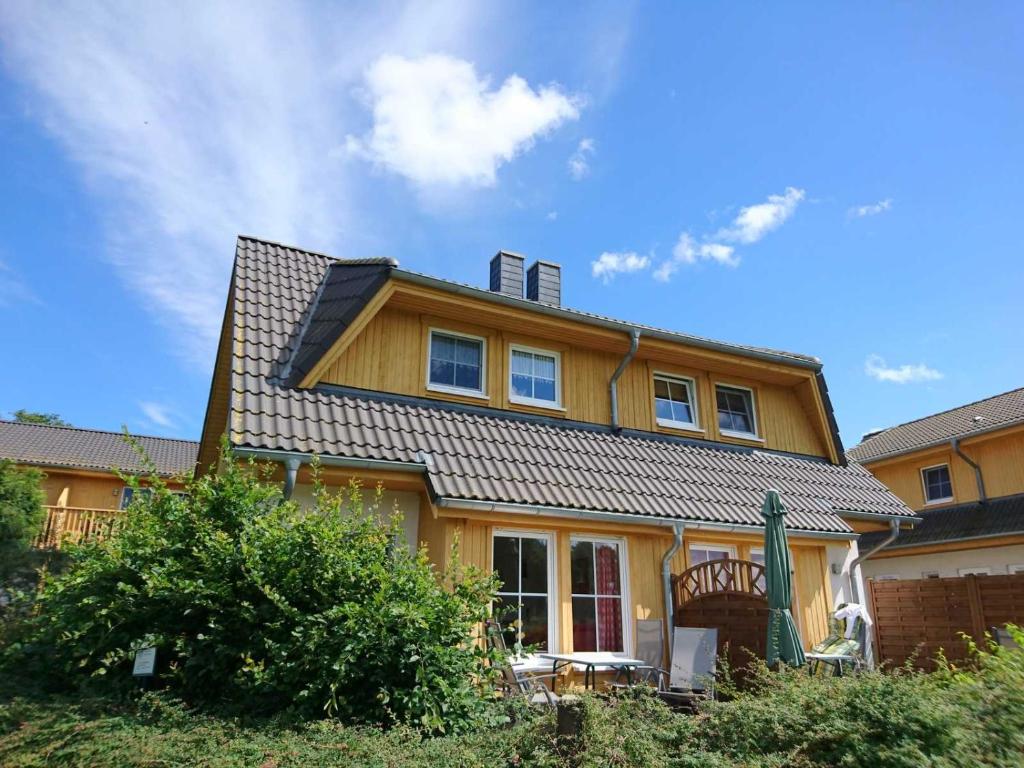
[538,652,647,691]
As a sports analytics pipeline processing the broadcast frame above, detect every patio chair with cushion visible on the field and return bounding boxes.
[484,619,560,707]
[658,626,718,708]
[806,602,869,676]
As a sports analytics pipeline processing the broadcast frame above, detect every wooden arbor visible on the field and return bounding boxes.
[671,558,769,674]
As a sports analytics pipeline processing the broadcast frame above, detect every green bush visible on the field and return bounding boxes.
[6,458,500,732]
[0,460,45,556]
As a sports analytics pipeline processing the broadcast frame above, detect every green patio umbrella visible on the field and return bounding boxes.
[762,489,806,668]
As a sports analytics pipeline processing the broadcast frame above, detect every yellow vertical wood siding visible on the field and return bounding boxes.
[319,305,831,458]
[866,428,1024,511]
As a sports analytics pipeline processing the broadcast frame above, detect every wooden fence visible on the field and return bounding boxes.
[869,574,1024,668]
[35,506,120,548]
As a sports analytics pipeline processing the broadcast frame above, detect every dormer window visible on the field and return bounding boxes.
[654,374,699,430]
[509,345,561,408]
[716,384,759,439]
[922,464,953,504]
[427,329,486,397]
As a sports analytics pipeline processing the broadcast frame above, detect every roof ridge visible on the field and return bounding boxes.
[854,385,1024,446]
[0,420,199,445]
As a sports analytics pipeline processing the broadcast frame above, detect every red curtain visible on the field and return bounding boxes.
[596,545,622,652]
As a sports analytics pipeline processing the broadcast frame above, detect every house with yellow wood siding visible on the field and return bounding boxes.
[0,420,196,546]
[197,236,914,670]
[849,388,1024,580]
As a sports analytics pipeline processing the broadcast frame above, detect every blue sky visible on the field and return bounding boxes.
[0,2,1021,449]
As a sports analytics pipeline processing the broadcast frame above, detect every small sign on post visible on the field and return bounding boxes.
[133,646,157,679]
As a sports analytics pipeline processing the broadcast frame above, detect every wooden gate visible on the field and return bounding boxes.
[869,574,1024,669]
[671,558,769,673]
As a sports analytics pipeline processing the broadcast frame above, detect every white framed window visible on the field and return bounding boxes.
[689,543,736,565]
[921,464,954,504]
[427,329,486,397]
[653,374,700,430]
[749,547,767,589]
[922,570,941,579]
[958,567,991,576]
[570,537,630,654]
[509,345,561,408]
[492,531,556,652]
[715,384,760,439]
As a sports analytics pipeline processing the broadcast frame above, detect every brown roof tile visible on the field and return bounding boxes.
[848,387,1024,463]
[0,421,197,477]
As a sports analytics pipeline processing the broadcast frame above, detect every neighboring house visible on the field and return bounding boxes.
[0,420,197,545]
[197,235,914,660]
[848,387,1024,580]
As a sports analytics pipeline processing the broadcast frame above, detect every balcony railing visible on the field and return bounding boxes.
[35,506,120,549]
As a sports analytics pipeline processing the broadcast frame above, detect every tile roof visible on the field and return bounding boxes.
[860,493,1024,551]
[224,235,915,534]
[848,387,1024,463]
[0,421,198,477]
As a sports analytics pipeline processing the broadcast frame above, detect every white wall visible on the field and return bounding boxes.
[862,543,1024,580]
[828,540,861,607]
[290,483,421,553]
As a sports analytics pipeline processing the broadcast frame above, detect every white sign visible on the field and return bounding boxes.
[133,647,157,677]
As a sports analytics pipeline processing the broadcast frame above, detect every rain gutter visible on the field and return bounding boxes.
[231,447,428,500]
[434,497,857,540]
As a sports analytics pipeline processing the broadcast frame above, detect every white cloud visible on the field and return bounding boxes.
[591,251,650,283]
[713,187,805,244]
[546,210,558,221]
[654,187,801,281]
[653,233,738,281]
[0,2,483,365]
[139,401,174,428]
[568,137,595,180]
[864,354,944,384]
[346,54,580,187]
[848,198,893,218]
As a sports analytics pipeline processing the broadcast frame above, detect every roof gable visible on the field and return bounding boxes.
[284,261,394,386]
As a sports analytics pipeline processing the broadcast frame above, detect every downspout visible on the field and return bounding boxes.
[610,329,641,431]
[661,523,685,651]
[282,457,301,500]
[849,518,900,606]
[952,437,986,503]
[849,517,900,667]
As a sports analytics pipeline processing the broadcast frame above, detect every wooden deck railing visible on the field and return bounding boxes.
[35,506,121,548]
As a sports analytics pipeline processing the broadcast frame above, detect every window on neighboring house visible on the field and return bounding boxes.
[509,346,560,407]
[654,375,698,429]
[715,384,758,438]
[1010,565,1024,575]
[689,543,735,565]
[958,567,991,576]
[428,330,485,395]
[922,571,941,579]
[570,538,627,653]
[921,465,953,504]
[874,575,900,581]
[492,532,553,652]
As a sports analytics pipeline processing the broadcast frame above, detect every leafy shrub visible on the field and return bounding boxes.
[6,458,500,732]
[0,460,45,556]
